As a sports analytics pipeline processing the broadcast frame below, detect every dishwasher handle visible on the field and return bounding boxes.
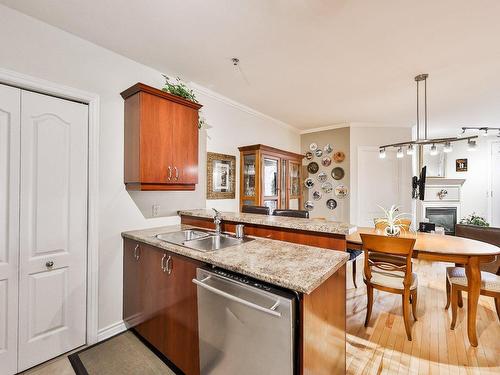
[192,277,282,317]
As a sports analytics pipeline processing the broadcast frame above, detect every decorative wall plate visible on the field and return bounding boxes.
[321,182,333,193]
[326,198,337,210]
[333,151,345,163]
[304,178,314,189]
[315,149,323,157]
[331,167,345,180]
[309,143,318,151]
[324,144,333,154]
[334,184,349,198]
[321,157,331,167]
[312,190,322,201]
[304,201,314,211]
[317,172,327,182]
[305,151,313,160]
[307,162,319,174]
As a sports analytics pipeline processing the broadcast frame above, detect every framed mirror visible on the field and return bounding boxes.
[207,152,236,199]
[419,144,446,177]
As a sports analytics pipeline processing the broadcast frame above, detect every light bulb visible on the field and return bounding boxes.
[397,147,404,158]
[482,129,489,137]
[379,148,386,159]
[443,142,452,153]
[407,144,415,155]
[467,139,477,151]
[430,144,438,156]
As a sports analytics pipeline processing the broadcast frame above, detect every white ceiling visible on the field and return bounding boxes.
[3,0,500,134]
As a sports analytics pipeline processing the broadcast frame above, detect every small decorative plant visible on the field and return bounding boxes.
[162,75,205,129]
[459,213,489,227]
[376,204,410,237]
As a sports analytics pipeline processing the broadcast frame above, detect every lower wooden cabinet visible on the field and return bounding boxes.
[123,239,201,375]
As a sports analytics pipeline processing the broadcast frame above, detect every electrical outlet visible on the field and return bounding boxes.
[152,204,160,217]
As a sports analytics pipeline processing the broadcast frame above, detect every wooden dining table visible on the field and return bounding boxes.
[346,227,500,347]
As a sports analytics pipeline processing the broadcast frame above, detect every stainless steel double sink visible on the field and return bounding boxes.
[156,229,253,252]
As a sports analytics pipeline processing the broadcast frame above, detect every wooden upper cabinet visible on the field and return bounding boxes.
[121,83,202,191]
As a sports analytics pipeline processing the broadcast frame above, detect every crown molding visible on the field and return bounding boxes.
[190,82,300,134]
[299,122,350,134]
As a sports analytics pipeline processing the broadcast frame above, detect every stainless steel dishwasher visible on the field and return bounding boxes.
[193,268,297,375]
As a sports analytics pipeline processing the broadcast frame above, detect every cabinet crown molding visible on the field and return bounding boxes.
[120,82,203,110]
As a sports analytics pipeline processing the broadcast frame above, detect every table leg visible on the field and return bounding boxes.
[465,256,480,347]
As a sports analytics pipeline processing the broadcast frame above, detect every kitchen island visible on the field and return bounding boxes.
[122,212,352,375]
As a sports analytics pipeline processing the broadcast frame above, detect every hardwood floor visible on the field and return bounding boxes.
[346,258,500,374]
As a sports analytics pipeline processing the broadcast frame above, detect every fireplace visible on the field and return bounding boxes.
[425,207,457,235]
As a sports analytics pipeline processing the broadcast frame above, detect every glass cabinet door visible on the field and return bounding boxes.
[242,154,256,197]
[262,156,280,210]
[288,161,300,209]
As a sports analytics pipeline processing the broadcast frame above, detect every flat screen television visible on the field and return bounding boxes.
[412,166,426,200]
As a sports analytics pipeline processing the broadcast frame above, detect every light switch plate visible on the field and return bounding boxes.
[152,204,160,217]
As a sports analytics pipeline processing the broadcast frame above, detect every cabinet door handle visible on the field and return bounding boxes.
[167,166,172,181]
[174,167,179,181]
[165,255,172,275]
[161,253,167,271]
[133,244,140,261]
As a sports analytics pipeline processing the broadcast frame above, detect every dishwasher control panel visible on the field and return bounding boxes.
[210,267,273,292]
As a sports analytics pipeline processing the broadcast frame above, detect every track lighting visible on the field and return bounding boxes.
[379,75,479,158]
[430,144,438,156]
[406,144,415,155]
[467,139,477,151]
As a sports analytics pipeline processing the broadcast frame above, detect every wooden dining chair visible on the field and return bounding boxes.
[348,218,412,289]
[361,233,418,340]
[241,205,270,215]
[445,257,500,329]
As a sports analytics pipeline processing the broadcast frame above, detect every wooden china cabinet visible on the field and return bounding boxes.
[238,144,303,211]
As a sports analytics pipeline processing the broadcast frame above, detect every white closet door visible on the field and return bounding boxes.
[0,84,20,375]
[18,91,88,371]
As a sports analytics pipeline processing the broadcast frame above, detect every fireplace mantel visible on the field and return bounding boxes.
[425,178,465,186]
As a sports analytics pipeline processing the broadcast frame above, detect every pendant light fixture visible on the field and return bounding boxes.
[379,74,478,158]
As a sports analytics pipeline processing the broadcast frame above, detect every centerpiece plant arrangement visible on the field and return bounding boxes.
[161,75,206,129]
[376,205,411,237]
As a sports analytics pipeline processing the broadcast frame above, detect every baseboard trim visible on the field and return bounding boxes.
[97,320,127,342]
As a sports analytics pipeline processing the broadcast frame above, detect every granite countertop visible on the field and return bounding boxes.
[122,225,349,294]
[178,209,357,235]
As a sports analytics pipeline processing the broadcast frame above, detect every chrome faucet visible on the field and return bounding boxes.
[212,208,222,235]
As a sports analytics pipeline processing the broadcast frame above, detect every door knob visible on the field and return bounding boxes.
[46,261,54,268]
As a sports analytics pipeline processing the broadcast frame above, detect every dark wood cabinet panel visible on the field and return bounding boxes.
[123,239,201,375]
[121,83,202,191]
[138,92,175,183]
[180,215,347,251]
[123,240,143,327]
[172,103,199,185]
[161,254,200,375]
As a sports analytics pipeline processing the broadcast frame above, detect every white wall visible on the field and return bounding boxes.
[443,137,492,220]
[199,86,300,212]
[350,126,414,226]
[0,5,300,333]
